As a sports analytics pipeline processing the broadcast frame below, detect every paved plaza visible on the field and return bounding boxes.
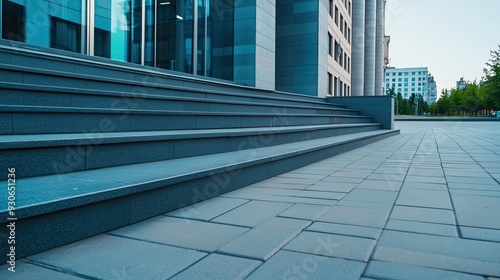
[2,121,500,279]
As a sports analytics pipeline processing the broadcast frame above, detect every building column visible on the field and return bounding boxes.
[351,0,365,97]
[363,0,376,96]
[374,0,385,95]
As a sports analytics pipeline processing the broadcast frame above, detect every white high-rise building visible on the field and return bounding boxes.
[385,67,437,104]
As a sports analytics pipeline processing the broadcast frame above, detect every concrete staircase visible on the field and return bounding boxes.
[0,42,399,262]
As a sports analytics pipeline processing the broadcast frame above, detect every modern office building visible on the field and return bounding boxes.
[456,77,467,90]
[385,66,437,104]
[1,0,386,97]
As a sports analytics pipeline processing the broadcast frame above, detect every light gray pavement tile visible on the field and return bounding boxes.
[379,230,500,262]
[452,194,500,229]
[447,176,499,185]
[250,182,309,190]
[405,175,446,184]
[450,189,500,197]
[263,177,321,185]
[109,216,248,252]
[221,192,337,206]
[373,167,408,175]
[166,197,249,221]
[396,188,452,210]
[171,253,261,280]
[332,170,372,179]
[342,189,398,204]
[277,173,328,180]
[317,205,391,228]
[246,250,365,280]
[355,179,403,192]
[460,226,500,243]
[385,219,458,237]
[336,200,394,210]
[306,181,357,193]
[321,176,364,184]
[365,173,406,182]
[407,167,445,177]
[390,206,456,225]
[448,182,500,191]
[0,261,84,280]
[444,170,492,178]
[26,234,206,280]
[212,200,292,227]
[288,169,336,176]
[373,231,500,277]
[307,222,383,239]
[401,182,448,191]
[284,231,376,262]
[364,260,484,280]
[217,217,310,261]
[278,204,331,221]
[293,190,346,200]
[228,186,300,197]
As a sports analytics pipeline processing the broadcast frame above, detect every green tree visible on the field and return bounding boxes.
[483,45,500,109]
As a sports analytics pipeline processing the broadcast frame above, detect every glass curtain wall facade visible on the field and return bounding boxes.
[1,0,233,80]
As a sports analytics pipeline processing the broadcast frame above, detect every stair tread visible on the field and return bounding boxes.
[0,104,365,117]
[0,129,398,219]
[0,123,381,149]
[0,82,350,111]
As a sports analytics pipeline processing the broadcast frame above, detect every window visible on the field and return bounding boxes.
[328,72,333,95]
[334,76,338,96]
[386,73,390,76]
[418,82,422,86]
[340,15,344,33]
[2,1,25,42]
[398,73,402,76]
[386,78,389,82]
[334,41,341,62]
[412,82,415,86]
[398,78,402,82]
[344,53,347,70]
[404,78,408,82]
[412,77,415,81]
[404,88,408,92]
[398,83,402,87]
[340,80,344,96]
[386,83,390,88]
[335,6,339,26]
[348,1,351,16]
[392,78,396,82]
[412,88,415,92]
[328,33,333,56]
[404,72,408,75]
[412,72,416,75]
[51,17,82,53]
[329,0,333,17]
[392,73,396,76]
[347,28,350,43]
[344,22,347,38]
[348,85,350,96]
[348,57,350,73]
[404,83,408,87]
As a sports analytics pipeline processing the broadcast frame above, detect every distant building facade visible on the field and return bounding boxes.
[385,67,437,104]
[0,0,386,98]
[456,77,467,89]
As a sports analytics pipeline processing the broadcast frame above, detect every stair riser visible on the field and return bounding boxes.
[0,88,359,116]
[0,130,399,264]
[0,112,371,135]
[0,125,381,179]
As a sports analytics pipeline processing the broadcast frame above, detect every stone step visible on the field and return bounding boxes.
[0,82,359,116]
[0,123,382,179]
[0,43,335,106]
[0,129,400,263]
[0,105,373,135]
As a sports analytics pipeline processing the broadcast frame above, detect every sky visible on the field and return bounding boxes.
[385,0,500,97]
